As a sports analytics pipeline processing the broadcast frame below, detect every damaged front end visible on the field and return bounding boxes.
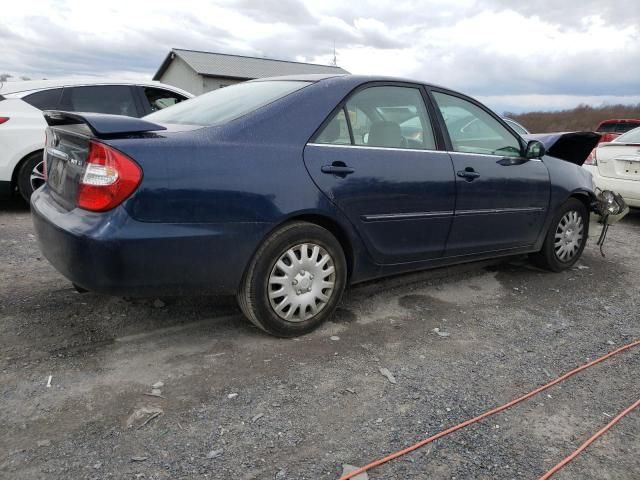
[590,189,629,256]
[524,131,629,255]
[524,131,601,166]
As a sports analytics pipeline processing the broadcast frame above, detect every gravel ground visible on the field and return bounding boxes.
[1,197,638,480]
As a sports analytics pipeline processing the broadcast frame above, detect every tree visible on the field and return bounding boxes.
[0,73,13,82]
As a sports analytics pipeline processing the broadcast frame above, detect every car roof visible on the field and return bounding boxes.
[0,78,194,97]
[252,73,452,91]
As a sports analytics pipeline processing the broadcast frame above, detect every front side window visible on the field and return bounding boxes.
[433,91,522,157]
[145,80,310,126]
[143,87,187,113]
[64,85,138,117]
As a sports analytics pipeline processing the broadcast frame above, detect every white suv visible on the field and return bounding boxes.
[0,79,192,201]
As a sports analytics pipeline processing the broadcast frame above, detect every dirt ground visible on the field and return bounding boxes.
[1,198,638,480]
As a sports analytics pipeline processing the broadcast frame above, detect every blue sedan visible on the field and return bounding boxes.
[32,74,598,336]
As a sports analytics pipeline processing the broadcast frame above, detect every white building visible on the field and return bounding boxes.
[153,48,349,95]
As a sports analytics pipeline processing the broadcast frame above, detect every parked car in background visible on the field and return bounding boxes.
[503,117,530,135]
[32,74,599,337]
[0,79,192,200]
[594,118,640,144]
[584,126,640,208]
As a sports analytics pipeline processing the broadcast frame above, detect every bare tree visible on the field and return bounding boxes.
[0,73,13,82]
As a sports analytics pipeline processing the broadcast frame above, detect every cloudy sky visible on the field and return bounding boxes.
[2,0,639,113]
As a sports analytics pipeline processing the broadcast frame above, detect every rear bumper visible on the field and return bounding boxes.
[586,165,640,208]
[31,187,272,296]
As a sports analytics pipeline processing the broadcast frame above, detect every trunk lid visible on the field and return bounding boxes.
[596,143,640,181]
[42,111,168,210]
[45,125,91,210]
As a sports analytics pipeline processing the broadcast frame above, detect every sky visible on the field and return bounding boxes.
[1,0,640,113]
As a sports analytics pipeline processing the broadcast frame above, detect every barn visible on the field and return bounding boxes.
[153,48,349,95]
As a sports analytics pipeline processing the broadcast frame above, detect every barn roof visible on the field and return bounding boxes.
[153,48,349,81]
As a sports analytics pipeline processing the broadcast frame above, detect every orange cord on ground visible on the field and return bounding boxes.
[538,397,640,479]
[338,339,640,480]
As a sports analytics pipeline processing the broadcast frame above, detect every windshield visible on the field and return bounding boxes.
[145,80,311,126]
[504,119,528,135]
[614,126,640,143]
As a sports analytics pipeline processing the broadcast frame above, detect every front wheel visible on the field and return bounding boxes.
[237,222,347,337]
[531,198,588,272]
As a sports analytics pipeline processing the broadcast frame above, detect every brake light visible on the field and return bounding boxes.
[0,117,9,124]
[77,141,142,212]
[584,148,597,166]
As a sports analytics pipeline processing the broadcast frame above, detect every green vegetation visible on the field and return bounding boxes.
[506,104,640,133]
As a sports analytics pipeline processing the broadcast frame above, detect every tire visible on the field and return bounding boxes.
[17,151,45,202]
[237,221,347,337]
[531,198,588,272]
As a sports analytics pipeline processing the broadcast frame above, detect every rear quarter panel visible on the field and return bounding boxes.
[108,76,379,283]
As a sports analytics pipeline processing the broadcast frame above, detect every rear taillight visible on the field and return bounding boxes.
[0,117,9,125]
[77,141,142,212]
[584,148,597,166]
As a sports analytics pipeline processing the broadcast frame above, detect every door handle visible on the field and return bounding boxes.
[321,163,355,177]
[457,168,480,181]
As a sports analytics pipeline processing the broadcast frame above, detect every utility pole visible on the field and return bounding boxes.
[332,41,337,67]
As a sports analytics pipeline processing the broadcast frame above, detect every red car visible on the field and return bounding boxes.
[594,119,640,143]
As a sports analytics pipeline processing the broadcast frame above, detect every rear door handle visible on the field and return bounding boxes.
[321,163,355,177]
[457,168,480,181]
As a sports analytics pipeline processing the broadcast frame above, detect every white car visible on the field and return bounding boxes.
[0,79,192,200]
[584,126,640,208]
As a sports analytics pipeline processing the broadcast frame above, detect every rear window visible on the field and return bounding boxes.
[23,88,63,110]
[614,126,640,144]
[597,121,640,133]
[145,80,311,126]
[615,122,640,134]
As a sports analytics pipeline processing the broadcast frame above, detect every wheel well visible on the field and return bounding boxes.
[285,214,355,280]
[11,149,43,190]
[569,192,593,212]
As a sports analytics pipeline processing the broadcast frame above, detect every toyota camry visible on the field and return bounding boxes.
[32,74,601,336]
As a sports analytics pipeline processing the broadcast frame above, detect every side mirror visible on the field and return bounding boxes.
[525,140,546,159]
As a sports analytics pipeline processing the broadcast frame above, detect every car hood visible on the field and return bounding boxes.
[524,131,601,166]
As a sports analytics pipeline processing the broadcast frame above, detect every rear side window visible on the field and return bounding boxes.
[145,80,310,126]
[63,85,138,117]
[315,86,436,150]
[22,88,63,110]
[143,87,188,113]
[315,109,351,145]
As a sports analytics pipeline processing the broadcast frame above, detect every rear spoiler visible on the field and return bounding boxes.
[43,110,166,137]
[524,131,601,166]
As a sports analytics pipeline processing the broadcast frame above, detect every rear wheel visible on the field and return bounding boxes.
[531,198,588,271]
[17,151,45,202]
[237,222,347,337]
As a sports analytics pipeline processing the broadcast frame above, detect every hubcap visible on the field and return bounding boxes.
[268,243,336,322]
[30,160,46,192]
[554,211,584,262]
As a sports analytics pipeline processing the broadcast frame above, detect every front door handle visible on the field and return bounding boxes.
[457,168,480,181]
[321,162,355,177]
